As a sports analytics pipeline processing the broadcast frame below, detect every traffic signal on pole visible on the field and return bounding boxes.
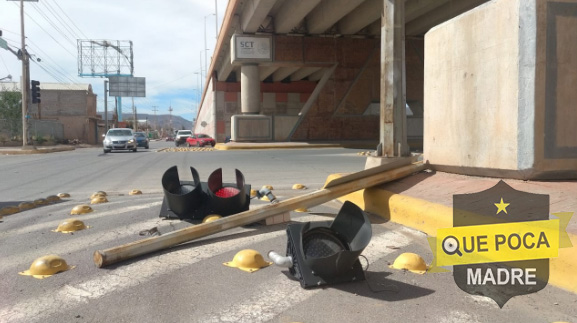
[159,166,251,220]
[272,201,372,288]
[31,80,41,104]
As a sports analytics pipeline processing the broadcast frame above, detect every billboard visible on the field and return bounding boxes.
[108,76,146,97]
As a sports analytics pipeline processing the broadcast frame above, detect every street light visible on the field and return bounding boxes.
[0,74,12,82]
[204,13,216,90]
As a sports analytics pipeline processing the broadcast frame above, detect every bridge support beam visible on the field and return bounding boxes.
[380,0,408,157]
[240,64,260,114]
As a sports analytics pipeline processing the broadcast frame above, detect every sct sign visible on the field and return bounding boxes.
[428,181,572,307]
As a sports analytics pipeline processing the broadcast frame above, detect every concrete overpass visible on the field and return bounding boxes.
[196,0,489,154]
[195,0,577,179]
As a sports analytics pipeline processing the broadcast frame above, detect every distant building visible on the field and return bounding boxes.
[0,82,101,144]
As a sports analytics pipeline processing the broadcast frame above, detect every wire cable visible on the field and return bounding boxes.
[48,0,88,39]
[29,3,76,47]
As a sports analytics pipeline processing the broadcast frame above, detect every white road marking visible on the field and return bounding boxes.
[0,201,162,239]
[0,217,179,272]
[437,310,481,323]
[203,228,413,323]
[0,215,323,322]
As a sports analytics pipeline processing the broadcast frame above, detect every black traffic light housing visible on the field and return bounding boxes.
[284,201,372,288]
[31,80,41,104]
[159,166,251,220]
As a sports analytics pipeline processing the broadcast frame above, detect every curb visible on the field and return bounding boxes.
[0,146,75,155]
[214,141,377,151]
[329,174,577,295]
[215,143,342,151]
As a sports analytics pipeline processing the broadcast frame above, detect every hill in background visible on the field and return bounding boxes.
[101,112,193,131]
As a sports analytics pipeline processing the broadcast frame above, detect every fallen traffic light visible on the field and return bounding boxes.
[159,166,251,220]
[207,168,250,216]
[161,166,204,217]
[269,201,372,288]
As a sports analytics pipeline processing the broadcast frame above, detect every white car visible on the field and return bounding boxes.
[175,130,193,147]
[102,128,137,153]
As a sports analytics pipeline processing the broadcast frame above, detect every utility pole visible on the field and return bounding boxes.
[132,97,136,131]
[151,105,158,132]
[168,105,173,133]
[104,80,109,131]
[10,0,38,149]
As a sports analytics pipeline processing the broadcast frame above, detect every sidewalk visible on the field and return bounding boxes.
[335,169,577,294]
[0,145,75,155]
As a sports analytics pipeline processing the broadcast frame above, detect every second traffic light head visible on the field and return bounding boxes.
[273,201,372,288]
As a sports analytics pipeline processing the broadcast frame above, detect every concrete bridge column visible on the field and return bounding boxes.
[231,63,272,141]
[241,63,260,114]
[379,0,409,157]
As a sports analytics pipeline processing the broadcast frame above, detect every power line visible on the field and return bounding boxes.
[40,0,83,41]
[30,3,76,47]
[26,39,80,82]
[0,54,10,74]
[11,2,77,59]
[47,0,88,39]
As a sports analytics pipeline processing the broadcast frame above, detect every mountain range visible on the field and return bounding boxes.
[101,112,193,131]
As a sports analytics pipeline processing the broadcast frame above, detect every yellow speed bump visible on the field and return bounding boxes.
[18,202,36,211]
[1,206,20,216]
[260,194,276,202]
[34,198,49,206]
[19,255,75,279]
[250,189,258,198]
[53,219,88,233]
[46,195,61,203]
[292,184,307,190]
[129,189,142,195]
[71,204,93,215]
[261,185,274,191]
[202,214,222,223]
[389,252,428,274]
[90,191,107,199]
[223,249,272,273]
[90,196,108,204]
[294,207,308,213]
[57,193,71,198]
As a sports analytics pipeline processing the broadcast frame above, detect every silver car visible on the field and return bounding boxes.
[102,128,137,153]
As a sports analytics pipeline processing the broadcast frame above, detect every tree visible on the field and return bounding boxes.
[0,85,22,138]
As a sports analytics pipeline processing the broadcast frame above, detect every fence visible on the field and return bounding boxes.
[0,118,64,145]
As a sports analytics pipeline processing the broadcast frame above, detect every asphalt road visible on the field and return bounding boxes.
[0,141,368,203]
[0,142,576,323]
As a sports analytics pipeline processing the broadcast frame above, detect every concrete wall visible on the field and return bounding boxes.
[27,87,99,144]
[424,0,577,179]
[533,0,577,177]
[194,78,217,140]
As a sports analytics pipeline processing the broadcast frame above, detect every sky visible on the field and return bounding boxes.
[0,0,227,122]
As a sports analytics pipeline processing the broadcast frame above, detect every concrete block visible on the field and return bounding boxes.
[231,114,273,141]
[423,0,577,179]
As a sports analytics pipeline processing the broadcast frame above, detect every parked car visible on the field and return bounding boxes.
[185,133,216,147]
[102,128,137,153]
[175,130,193,147]
[134,132,149,149]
